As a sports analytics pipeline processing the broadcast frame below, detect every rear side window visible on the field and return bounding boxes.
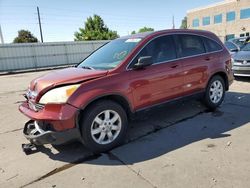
[131,35,177,66]
[203,37,222,52]
[176,34,205,58]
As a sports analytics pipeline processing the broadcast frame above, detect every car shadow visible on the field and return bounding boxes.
[38,91,250,166]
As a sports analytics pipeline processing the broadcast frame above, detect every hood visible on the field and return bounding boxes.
[233,51,250,61]
[29,67,108,94]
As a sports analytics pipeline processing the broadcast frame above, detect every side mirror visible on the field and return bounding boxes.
[133,56,153,69]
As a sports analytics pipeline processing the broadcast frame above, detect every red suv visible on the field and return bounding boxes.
[19,29,234,152]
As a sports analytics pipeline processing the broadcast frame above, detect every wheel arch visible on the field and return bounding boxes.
[208,71,229,91]
[77,93,134,129]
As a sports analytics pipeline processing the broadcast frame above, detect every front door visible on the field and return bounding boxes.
[128,35,184,111]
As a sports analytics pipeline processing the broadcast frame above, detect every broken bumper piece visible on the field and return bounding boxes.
[23,120,81,145]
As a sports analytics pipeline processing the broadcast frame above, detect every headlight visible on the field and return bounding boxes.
[39,84,80,104]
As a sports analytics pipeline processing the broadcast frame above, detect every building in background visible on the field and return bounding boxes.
[187,0,250,41]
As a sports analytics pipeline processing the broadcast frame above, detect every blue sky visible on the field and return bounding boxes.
[0,0,222,43]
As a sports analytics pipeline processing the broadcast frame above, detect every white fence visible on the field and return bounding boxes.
[0,41,108,72]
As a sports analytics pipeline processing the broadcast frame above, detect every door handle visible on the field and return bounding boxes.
[170,64,179,69]
[205,57,211,61]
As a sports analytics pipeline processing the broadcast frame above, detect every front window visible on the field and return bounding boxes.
[129,35,177,68]
[78,38,141,70]
[241,43,250,51]
[226,11,236,22]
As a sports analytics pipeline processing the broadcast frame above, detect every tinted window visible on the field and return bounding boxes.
[226,34,235,41]
[203,37,222,52]
[214,14,222,24]
[131,35,177,66]
[176,34,205,57]
[240,8,250,19]
[231,38,246,48]
[192,19,199,27]
[227,11,236,21]
[241,43,250,51]
[202,16,210,26]
[224,41,238,51]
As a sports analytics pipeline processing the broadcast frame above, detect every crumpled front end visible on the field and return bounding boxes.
[19,98,81,145]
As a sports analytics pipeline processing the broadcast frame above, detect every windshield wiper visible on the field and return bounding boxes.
[81,66,95,70]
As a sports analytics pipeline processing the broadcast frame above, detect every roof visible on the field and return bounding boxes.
[119,29,216,39]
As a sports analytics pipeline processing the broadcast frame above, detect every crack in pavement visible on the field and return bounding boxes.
[20,153,101,188]
[0,89,26,96]
[0,128,23,135]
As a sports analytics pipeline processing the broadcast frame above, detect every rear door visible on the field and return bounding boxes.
[174,34,208,95]
[128,35,184,110]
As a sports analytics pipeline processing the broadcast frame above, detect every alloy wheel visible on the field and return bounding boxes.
[209,80,223,104]
[90,110,122,145]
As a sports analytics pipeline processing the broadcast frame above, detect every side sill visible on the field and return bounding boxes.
[134,91,205,114]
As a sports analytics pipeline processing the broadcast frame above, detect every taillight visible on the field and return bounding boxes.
[225,59,232,72]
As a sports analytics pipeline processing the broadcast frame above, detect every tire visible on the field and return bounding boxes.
[203,75,225,110]
[80,100,128,153]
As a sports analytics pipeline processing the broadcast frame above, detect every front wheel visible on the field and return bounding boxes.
[203,75,225,110]
[80,100,128,153]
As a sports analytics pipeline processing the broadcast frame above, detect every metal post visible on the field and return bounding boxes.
[0,24,4,44]
[172,15,175,29]
[37,6,43,43]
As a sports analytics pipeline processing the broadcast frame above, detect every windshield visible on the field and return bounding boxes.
[233,40,245,48]
[225,41,238,50]
[78,38,142,70]
[241,43,250,51]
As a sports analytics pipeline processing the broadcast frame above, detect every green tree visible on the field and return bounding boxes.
[13,30,38,43]
[131,31,136,34]
[131,27,154,34]
[74,15,119,41]
[180,17,187,29]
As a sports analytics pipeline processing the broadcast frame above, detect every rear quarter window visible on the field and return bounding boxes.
[203,37,222,52]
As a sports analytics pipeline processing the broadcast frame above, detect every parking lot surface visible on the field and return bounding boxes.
[0,70,249,188]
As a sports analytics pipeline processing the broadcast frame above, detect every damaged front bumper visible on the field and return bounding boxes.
[23,120,81,145]
[19,101,81,145]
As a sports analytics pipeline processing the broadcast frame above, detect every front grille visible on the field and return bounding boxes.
[233,60,250,67]
[28,101,44,112]
[233,69,250,75]
[35,103,45,111]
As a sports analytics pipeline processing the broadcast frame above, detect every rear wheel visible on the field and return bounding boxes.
[203,75,225,110]
[80,100,128,153]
